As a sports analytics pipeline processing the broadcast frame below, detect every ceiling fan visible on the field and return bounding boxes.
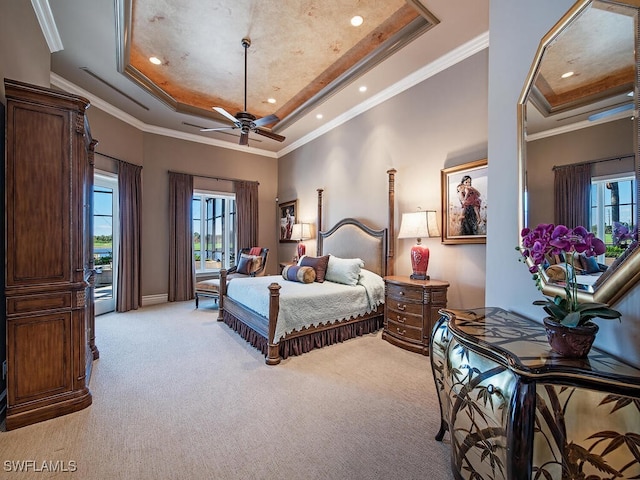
[201,38,286,146]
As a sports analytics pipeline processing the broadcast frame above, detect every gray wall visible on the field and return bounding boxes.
[487,0,640,367]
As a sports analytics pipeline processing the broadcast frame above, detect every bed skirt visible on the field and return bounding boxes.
[222,310,383,360]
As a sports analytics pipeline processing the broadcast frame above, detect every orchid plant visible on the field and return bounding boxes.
[517,223,621,328]
[613,221,638,247]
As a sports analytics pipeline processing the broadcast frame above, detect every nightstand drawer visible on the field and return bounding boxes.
[386,309,423,329]
[429,289,448,305]
[386,299,423,317]
[386,283,422,302]
[387,319,422,342]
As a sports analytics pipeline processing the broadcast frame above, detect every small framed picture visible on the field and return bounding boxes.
[441,159,488,244]
[278,200,298,242]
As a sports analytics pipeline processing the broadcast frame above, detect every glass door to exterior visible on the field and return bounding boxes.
[94,172,118,315]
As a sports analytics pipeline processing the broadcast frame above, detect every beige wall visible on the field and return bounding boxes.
[139,134,277,297]
[0,1,51,97]
[279,50,489,310]
[86,109,278,298]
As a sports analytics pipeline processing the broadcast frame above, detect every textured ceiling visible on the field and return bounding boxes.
[124,0,437,131]
[47,0,491,153]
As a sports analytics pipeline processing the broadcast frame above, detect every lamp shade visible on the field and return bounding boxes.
[291,223,312,258]
[398,210,439,280]
[290,223,311,241]
[397,211,439,240]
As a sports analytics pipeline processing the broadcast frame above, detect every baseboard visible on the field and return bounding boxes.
[141,294,168,306]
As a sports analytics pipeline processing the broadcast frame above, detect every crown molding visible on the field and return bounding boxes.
[31,0,63,52]
[50,73,277,158]
[526,109,632,142]
[277,31,490,157]
[51,31,489,159]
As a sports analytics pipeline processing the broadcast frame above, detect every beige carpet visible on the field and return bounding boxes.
[0,300,453,480]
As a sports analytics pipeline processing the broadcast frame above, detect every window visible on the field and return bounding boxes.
[193,191,236,273]
[591,174,636,261]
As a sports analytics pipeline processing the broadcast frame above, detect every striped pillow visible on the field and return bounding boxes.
[282,265,316,283]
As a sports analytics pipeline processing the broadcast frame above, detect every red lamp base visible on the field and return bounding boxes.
[409,243,430,280]
[297,241,306,259]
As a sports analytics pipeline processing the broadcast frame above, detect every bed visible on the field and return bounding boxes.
[217,170,397,365]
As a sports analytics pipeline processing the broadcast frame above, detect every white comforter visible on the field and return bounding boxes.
[226,269,385,342]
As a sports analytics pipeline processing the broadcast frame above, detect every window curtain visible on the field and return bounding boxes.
[168,172,195,302]
[236,181,259,248]
[116,161,142,312]
[554,163,592,228]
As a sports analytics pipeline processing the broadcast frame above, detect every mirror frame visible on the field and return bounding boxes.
[518,0,640,306]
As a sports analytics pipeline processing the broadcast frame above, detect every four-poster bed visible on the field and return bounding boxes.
[217,169,397,365]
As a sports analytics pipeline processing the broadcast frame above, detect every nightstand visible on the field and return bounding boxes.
[279,261,296,273]
[382,275,449,355]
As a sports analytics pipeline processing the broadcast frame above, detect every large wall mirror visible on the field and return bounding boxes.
[518,0,640,305]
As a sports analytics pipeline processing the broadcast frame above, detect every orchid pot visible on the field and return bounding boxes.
[517,223,622,357]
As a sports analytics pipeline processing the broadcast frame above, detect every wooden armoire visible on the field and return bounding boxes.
[3,79,98,430]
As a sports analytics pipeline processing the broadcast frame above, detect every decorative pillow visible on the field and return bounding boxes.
[325,255,364,286]
[282,265,316,283]
[236,254,259,275]
[580,254,601,274]
[298,255,330,282]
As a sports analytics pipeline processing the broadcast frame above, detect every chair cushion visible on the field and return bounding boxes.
[195,273,244,293]
[195,278,220,293]
[236,254,262,275]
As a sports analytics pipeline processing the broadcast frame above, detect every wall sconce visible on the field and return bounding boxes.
[397,210,439,280]
[291,223,312,259]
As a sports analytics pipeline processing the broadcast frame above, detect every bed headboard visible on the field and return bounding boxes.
[318,218,388,277]
[313,169,395,278]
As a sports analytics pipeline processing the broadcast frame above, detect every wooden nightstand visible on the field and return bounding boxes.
[382,275,449,355]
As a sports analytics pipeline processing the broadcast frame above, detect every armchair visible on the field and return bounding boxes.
[195,247,269,308]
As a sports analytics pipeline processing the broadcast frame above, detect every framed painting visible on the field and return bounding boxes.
[279,199,298,242]
[441,159,488,244]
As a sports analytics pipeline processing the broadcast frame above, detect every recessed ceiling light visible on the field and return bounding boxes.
[359,86,367,93]
[351,15,364,27]
[561,71,574,79]
[149,56,162,65]
[316,114,323,120]
[267,98,276,104]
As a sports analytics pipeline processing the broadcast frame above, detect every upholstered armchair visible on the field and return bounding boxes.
[194,247,269,308]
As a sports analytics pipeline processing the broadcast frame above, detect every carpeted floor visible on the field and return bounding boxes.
[0,300,453,480]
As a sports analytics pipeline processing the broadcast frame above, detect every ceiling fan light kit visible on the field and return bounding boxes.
[203,38,286,146]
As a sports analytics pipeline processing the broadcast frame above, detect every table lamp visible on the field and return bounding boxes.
[291,223,312,259]
[397,210,439,280]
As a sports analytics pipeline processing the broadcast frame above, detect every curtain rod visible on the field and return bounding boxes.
[168,170,259,185]
[553,153,634,170]
[96,151,143,168]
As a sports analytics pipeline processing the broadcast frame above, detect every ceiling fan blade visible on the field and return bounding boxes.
[213,107,240,125]
[254,127,286,142]
[253,114,279,128]
[200,126,236,132]
[239,131,249,146]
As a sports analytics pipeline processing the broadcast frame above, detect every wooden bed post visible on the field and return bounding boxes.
[387,169,396,276]
[266,283,282,365]
[217,269,226,321]
[316,188,324,256]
